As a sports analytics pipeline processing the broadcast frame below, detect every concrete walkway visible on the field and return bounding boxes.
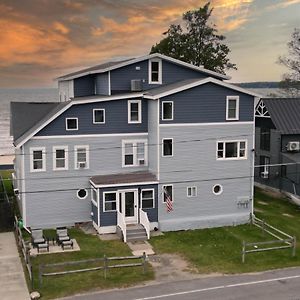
[0,232,29,300]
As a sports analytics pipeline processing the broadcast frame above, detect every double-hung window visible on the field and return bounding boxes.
[187,186,197,197]
[217,141,247,160]
[141,189,154,209]
[122,140,147,167]
[93,109,105,124]
[53,146,68,170]
[103,192,117,212]
[149,59,162,84]
[226,96,239,120]
[30,147,46,172]
[162,138,173,157]
[162,101,173,121]
[75,145,89,169]
[128,100,142,123]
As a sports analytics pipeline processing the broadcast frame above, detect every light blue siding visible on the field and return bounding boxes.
[160,83,254,124]
[37,99,148,136]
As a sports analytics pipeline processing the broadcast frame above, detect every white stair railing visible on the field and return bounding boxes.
[139,209,150,240]
[117,211,127,243]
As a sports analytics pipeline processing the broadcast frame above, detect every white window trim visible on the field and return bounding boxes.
[93,109,105,124]
[53,146,68,171]
[213,184,223,195]
[216,140,247,161]
[162,138,173,157]
[128,100,142,124]
[226,96,239,121]
[30,147,46,173]
[74,145,89,169]
[141,188,155,209]
[91,187,98,207]
[103,191,117,212]
[162,101,174,121]
[65,117,78,131]
[77,188,88,200]
[122,139,148,168]
[162,184,174,203]
[148,59,162,84]
[187,186,197,198]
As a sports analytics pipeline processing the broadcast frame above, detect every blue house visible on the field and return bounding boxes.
[11,53,260,241]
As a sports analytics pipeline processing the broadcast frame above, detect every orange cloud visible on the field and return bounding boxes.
[53,22,70,34]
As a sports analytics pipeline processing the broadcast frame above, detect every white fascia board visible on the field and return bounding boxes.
[15,93,144,148]
[89,180,159,188]
[144,77,263,100]
[57,53,230,81]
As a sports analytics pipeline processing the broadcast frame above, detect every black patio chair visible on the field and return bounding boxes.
[56,227,71,245]
[31,229,47,248]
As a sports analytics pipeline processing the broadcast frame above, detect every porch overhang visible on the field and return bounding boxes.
[89,171,158,188]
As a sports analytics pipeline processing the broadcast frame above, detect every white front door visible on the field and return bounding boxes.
[118,190,138,224]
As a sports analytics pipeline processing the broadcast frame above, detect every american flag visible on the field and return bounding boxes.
[164,187,173,212]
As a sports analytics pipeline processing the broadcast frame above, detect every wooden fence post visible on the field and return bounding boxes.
[242,241,246,263]
[103,255,107,279]
[292,236,297,257]
[142,252,146,274]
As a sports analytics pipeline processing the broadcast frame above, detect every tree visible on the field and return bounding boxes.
[150,2,236,74]
[278,28,300,97]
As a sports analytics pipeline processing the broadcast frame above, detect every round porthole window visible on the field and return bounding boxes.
[77,189,88,199]
[213,184,223,195]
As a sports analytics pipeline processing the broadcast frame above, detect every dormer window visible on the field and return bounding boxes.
[149,59,162,84]
[226,96,239,121]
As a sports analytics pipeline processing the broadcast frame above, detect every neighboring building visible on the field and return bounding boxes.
[255,98,300,197]
[11,53,259,241]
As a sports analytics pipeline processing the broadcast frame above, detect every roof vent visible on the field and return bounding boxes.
[287,141,300,152]
[131,79,142,92]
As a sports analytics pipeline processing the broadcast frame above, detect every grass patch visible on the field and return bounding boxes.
[150,188,300,274]
[0,170,14,196]
[31,228,154,299]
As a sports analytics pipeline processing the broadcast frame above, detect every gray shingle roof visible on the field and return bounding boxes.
[263,98,300,134]
[90,171,157,186]
[10,102,60,142]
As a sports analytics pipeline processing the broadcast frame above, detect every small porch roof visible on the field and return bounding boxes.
[90,171,158,188]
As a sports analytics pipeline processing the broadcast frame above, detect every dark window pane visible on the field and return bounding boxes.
[105,193,116,201]
[151,61,159,72]
[142,190,153,199]
[228,100,237,118]
[77,189,87,198]
[94,110,104,123]
[125,154,134,165]
[105,202,116,211]
[163,102,173,120]
[260,128,270,151]
[67,118,77,129]
[163,139,173,156]
[56,160,65,168]
[56,149,65,159]
[142,199,153,209]
[151,72,159,82]
[33,151,42,160]
[225,142,237,158]
[33,160,42,170]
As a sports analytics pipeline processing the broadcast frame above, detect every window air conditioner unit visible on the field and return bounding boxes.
[131,79,142,92]
[287,141,300,152]
[261,172,269,179]
[78,162,86,169]
[138,159,145,166]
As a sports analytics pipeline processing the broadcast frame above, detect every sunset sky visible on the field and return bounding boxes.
[0,0,299,88]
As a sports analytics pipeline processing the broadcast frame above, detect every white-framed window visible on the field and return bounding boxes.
[217,140,247,160]
[30,147,46,172]
[226,96,239,120]
[103,192,117,212]
[66,118,78,131]
[93,109,105,124]
[213,184,223,195]
[162,138,173,157]
[162,185,173,203]
[187,186,197,197]
[53,146,68,170]
[141,189,155,209]
[77,189,88,200]
[122,139,148,167]
[91,187,98,206]
[128,100,142,124]
[149,59,162,84]
[162,101,174,121]
[74,145,89,169]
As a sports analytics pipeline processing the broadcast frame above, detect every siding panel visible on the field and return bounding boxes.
[96,73,110,95]
[74,75,95,97]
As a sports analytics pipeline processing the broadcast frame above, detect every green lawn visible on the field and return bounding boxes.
[31,229,154,299]
[150,188,300,274]
[0,170,14,196]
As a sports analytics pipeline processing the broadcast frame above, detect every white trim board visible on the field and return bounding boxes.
[31,132,149,140]
[57,53,229,81]
[89,180,159,188]
[159,121,254,127]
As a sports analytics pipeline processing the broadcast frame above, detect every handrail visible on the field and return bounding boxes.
[139,209,150,239]
[117,211,127,243]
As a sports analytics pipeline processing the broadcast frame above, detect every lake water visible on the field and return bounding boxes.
[0,88,58,155]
